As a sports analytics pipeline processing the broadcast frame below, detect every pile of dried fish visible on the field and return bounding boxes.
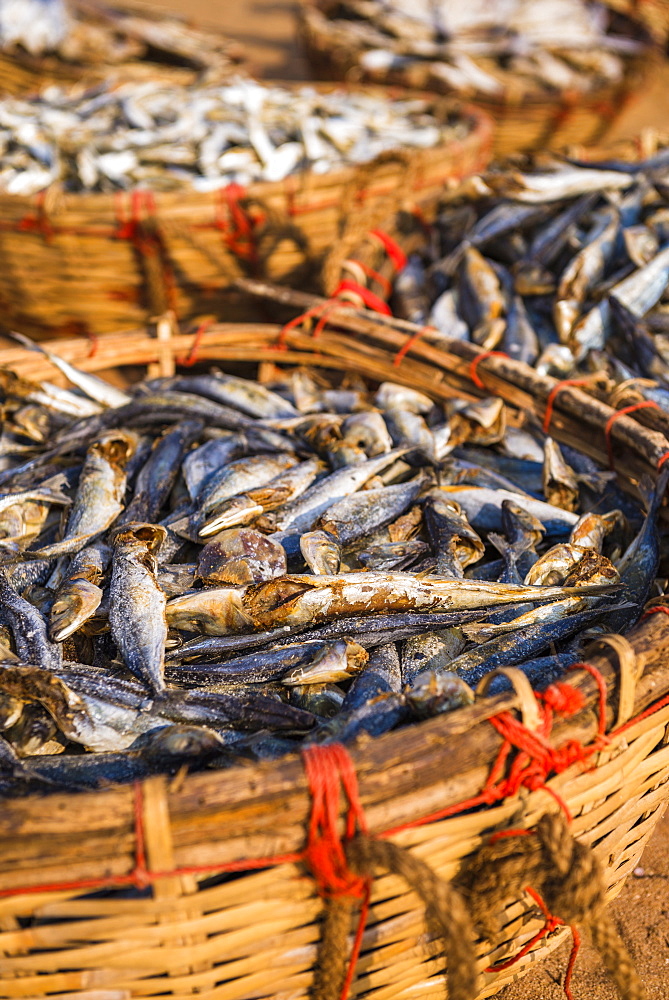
[391,148,669,379]
[302,0,647,97]
[0,334,662,796]
[0,77,470,195]
[0,0,70,55]
[0,0,242,81]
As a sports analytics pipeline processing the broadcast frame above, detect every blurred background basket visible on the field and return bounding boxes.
[0,318,668,999]
[298,0,657,155]
[0,0,245,96]
[606,0,669,43]
[0,94,492,340]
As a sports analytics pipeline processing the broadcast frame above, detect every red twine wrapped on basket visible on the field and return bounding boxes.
[0,658,660,1000]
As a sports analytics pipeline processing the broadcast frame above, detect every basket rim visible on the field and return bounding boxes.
[298,0,657,108]
[0,94,492,213]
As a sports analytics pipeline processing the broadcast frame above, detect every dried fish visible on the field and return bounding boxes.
[0,78,472,195]
[304,0,646,100]
[0,343,660,796]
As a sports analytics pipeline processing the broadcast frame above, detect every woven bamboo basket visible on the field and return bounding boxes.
[606,0,669,43]
[0,0,244,96]
[0,94,491,341]
[298,0,656,156]
[0,306,668,1000]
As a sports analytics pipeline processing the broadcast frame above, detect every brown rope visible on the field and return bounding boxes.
[312,897,357,1000]
[590,911,646,1000]
[456,812,646,1000]
[311,833,479,1000]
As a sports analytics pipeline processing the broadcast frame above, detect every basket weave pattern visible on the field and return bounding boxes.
[0,0,244,96]
[298,0,656,155]
[0,104,491,340]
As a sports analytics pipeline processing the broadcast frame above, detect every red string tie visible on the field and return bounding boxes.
[486,872,580,1000]
[276,278,388,351]
[642,605,669,620]
[486,884,566,972]
[131,781,151,889]
[489,882,581,1000]
[343,258,392,299]
[330,280,392,316]
[487,706,593,820]
[568,662,608,741]
[18,191,54,242]
[176,319,214,367]
[302,744,372,1000]
[488,827,535,844]
[539,682,585,717]
[114,191,178,313]
[114,189,147,241]
[657,450,669,472]
[86,332,100,359]
[542,378,595,434]
[469,350,509,390]
[302,744,369,899]
[312,299,350,340]
[275,303,330,350]
[393,324,436,367]
[604,401,659,469]
[367,229,408,272]
[218,183,258,263]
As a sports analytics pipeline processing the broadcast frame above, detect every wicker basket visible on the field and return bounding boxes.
[298,0,657,156]
[0,0,244,96]
[606,0,669,43]
[0,313,667,1000]
[0,94,491,341]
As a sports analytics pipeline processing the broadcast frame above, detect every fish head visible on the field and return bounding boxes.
[406,669,474,717]
[326,440,369,469]
[501,500,545,548]
[197,495,264,535]
[0,666,85,733]
[111,522,167,554]
[563,550,620,587]
[299,529,341,575]
[92,429,139,470]
[5,701,57,755]
[289,683,345,718]
[524,543,584,586]
[455,398,507,447]
[282,638,368,685]
[512,261,556,296]
[341,411,393,457]
[9,404,50,443]
[49,577,103,642]
[134,724,226,760]
[375,382,434,415]
[0,692,23,730]
[166,587,252,635]
[388,504,423,542]
[0,368,42,403]
[570,509,624,550]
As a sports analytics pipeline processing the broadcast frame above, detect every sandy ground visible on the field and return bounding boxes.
[150,0,669,995]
